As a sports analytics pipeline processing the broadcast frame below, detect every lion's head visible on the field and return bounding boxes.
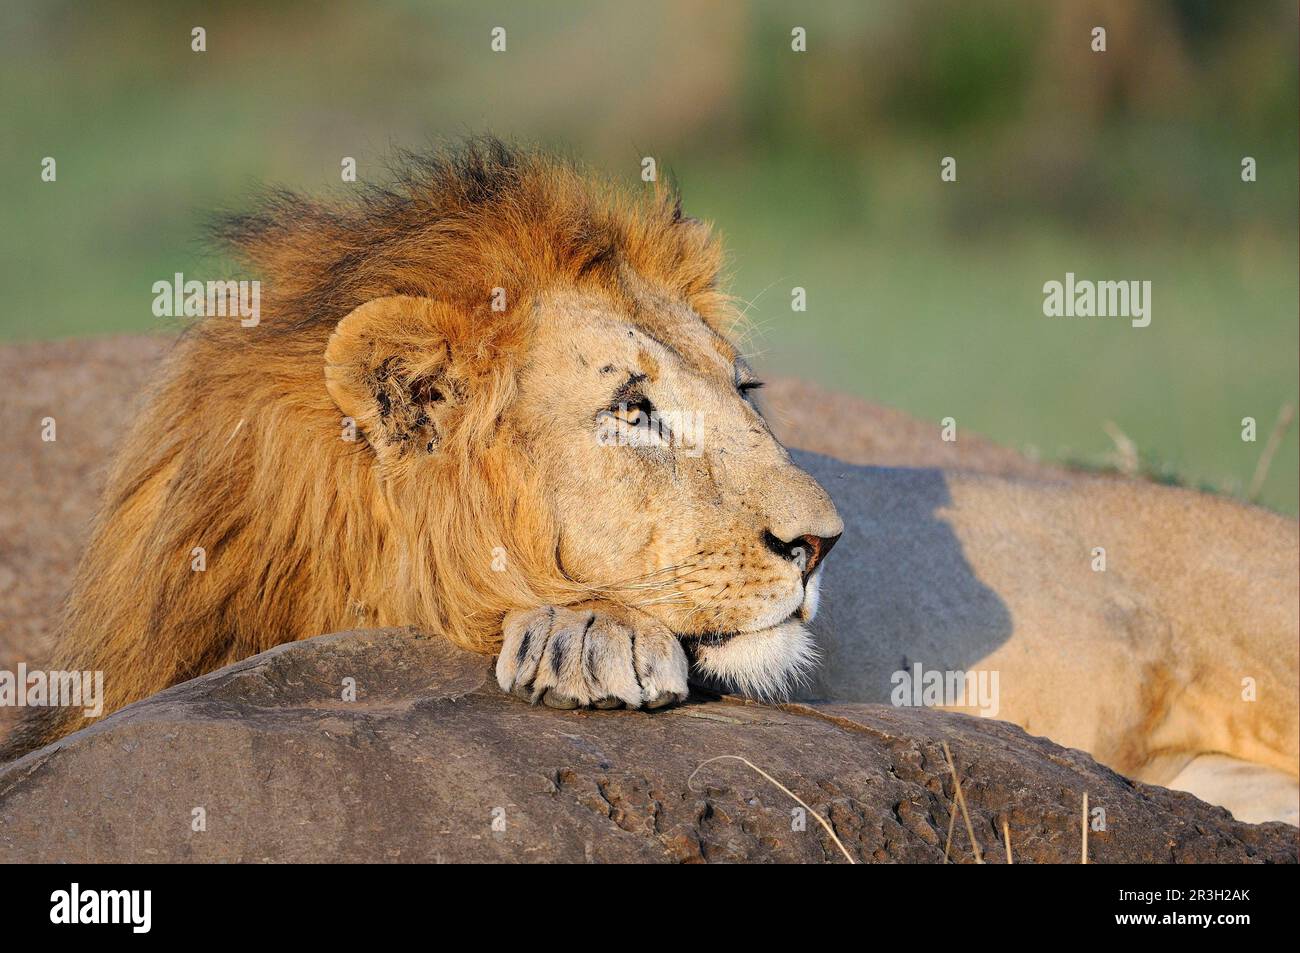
[306,143,842,699]
[321,283,841,697]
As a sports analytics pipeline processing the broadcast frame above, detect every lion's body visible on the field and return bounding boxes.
[797,451,1300,824]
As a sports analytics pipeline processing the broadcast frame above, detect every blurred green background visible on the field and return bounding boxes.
[2,0,1297,511]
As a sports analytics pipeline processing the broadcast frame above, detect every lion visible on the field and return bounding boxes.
[0,139,843,759]
[2,141,1295,829]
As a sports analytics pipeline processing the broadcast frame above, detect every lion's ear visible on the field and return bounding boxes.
[324,296,464,461]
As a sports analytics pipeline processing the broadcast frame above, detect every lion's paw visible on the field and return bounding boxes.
[496,604,688,711]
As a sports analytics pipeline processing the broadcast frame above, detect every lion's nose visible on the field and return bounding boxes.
[763,531,841,581]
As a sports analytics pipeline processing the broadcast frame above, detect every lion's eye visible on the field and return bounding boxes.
[613,398,655,428]
[737,380,764,399]
[596,395,671,450]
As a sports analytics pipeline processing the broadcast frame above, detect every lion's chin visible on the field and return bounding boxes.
[685,621,820,703]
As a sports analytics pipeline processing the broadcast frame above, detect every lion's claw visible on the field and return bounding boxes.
[542,690,579,710]
[497,604,689,711]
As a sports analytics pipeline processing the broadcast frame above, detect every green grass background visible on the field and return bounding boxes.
[2,0,1296,512]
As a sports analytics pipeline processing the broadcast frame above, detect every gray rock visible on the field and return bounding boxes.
[0,629,1292,863]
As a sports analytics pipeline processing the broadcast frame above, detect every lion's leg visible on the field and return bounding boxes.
[1166,753,1299,827]
[496,602,689,710]
[1163,588,1300,784]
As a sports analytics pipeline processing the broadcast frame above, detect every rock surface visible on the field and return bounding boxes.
[0,629,1292,863]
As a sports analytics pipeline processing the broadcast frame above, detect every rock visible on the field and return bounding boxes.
[0,335,171,737]
[0,629,1292,863]
[765,377,1062,479]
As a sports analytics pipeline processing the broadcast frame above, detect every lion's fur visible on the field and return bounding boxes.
[2,140,767,757]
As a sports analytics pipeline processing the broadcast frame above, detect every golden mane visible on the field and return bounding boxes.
[213,136,731,340]
[2,139,734,757]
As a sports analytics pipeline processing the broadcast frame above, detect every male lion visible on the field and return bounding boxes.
[3,142,1296,829]
[1,140,843,758]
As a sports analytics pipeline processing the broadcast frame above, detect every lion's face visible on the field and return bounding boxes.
[512,283,843,695]
[322,284,843,699]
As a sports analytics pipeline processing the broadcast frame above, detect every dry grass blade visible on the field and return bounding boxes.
[1248,402,1295,501]
[1003,818,1013,864]
[688,755,856,864]
[944,799,958,863]
[1081,791,1089,865]
[1102,419,1139,476]
[942,741,983,864]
